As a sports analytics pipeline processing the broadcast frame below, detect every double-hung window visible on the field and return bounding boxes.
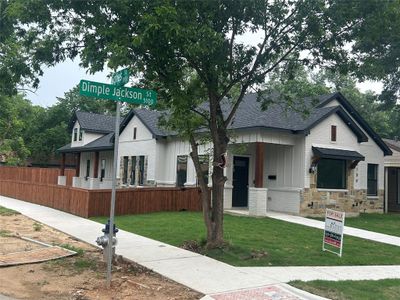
[73,128,78,141]
[176,155,188,187]
[317,158,347,189]
[367,164,378,196]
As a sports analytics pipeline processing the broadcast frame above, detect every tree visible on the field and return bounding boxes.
[0,93,37,165]
[9,0,400,248]
[27,85,116,164]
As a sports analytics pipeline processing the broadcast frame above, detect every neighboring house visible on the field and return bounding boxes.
[58,92,392,216]
[383,138,400,212]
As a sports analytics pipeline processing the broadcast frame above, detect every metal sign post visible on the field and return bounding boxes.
[79,69,157,288]
[106,100,121,288]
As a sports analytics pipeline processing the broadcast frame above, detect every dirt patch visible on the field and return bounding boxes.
[0,213,202,300]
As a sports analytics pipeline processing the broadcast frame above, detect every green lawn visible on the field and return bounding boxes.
[344,213,400,237]
[92,212,400,267]
[290,279,400,300]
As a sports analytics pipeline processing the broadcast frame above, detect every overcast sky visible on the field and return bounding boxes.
[25,30,384,107]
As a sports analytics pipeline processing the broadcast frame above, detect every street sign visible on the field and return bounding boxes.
[323,209,345,257]
[111,68,130,87]
[80,80,157,106]
[79,72,156,288]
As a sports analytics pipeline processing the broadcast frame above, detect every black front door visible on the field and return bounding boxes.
[232,156,249,207]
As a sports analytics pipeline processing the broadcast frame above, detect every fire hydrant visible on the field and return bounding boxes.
[96,220,119,262]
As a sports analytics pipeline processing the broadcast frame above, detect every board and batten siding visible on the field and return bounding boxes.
[156,138,211,186]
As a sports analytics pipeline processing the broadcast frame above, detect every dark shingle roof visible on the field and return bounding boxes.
[58,133,114,153]
[72,111,117,134]
[384,138,400,152]
[59,92,390,156]
[226,93,337,132]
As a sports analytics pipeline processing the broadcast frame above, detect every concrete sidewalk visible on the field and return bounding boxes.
[1,196,399,300]
[226,210,400,247]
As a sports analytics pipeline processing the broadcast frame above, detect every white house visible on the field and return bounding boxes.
[384,138,400,212]
[58,92,392,216]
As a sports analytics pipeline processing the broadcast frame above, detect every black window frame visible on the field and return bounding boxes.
[85,159,90,180]
[73,128,78,141]
[176,155,188,187]
[367,164,378,196]
[138,155,145,185]
[133,127,137,140]
[130,156,136,185]
[317,158,347,190]
[79,129,83,141]
[122,156,129,184]
[100,159,106,181]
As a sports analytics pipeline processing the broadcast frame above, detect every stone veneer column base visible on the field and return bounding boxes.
[248,187,267,216]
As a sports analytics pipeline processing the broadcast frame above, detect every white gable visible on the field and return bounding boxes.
[119,115,153,142]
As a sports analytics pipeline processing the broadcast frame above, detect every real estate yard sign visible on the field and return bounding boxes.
[323,209,345,257]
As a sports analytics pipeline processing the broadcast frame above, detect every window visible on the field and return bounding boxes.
[85,160,91,179]
[130,156,136,185]
[79,129,84,141]
[100,159,106,181]
[73,128,78,141]
[367,164,378,196]
[138,156,145,185]
[122,156,129,184]
[133,127,137,140]
[197,155,209,186]
[176,156,188,187]
[331,125,337,142]
[397,169,400,205]
[317,159,346,189]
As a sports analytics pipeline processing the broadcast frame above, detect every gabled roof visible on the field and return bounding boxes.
[59,92,390,156]
[120,109,172,137]
[316,92,392,156]
[58,132,114,153]
[384,138,400,153]
[68,111,118,134]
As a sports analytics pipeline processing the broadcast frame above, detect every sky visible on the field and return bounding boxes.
[25,30,384,108]
[26,59,111,107]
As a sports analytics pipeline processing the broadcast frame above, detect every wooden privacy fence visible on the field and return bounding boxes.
[0,179,204,217]
[0,166,75,186]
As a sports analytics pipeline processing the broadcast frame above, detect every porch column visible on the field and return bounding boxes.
[75,153,81,177]
[57,153,67,186]
[255,142,264,188]
[94,151,99,178]
[249,142,267,216]
[60,153,66,176]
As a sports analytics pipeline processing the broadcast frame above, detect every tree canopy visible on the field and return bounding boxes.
[4,0,400,247]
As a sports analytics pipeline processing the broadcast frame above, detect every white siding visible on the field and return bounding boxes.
[304,113,385,191]
[71,121,104,147]
[385,147,400,168]
[264,140,304,189]
[118,115,156,181]
[156,138,211,186]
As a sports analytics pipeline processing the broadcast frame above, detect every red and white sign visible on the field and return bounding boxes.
[323,209,345,256]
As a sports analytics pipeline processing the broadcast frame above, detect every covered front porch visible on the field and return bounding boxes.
[223,137,304,216]
[58,150,114,189]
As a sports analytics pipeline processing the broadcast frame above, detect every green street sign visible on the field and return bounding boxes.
[79,80,157,106]
[111,68,130,87]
